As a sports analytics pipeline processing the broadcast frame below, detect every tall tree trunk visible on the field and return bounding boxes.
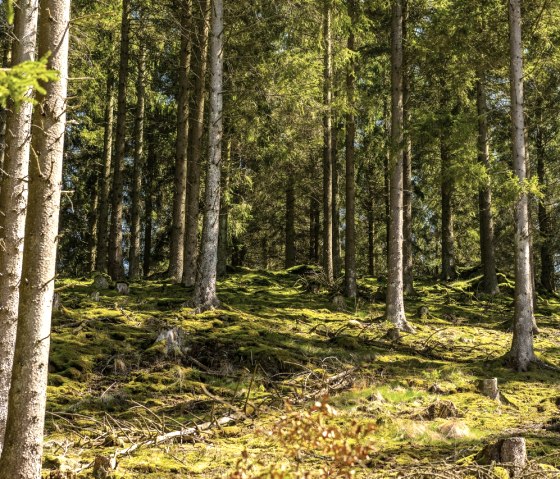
[0,30,12,174]
[344,0,357,297]
[383,98,390,267]
[0,0,39,454]
[367,207,375,277]
[95,75,115,273]
[108,0,130,281]
[169,0,193,282]
[440,133,456,282]
[0,0,70,474]
[129,45,147,280]
[508,0,535,372]
[183,0,210,286]
[322,0,334,282]
[217,139,231,277]
[536,134,554,293]
[193,0,223,311]
[477,74,499,295]
[402,0,415,295]
[332,123,341,277]
[386,0,414,333]
[285,174,296,268]
[143,135,156,278]
[87,168,99,272]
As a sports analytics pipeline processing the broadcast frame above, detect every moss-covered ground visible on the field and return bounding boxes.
[44,269,560,478]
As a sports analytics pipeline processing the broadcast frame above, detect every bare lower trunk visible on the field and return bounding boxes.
[386,0,414,333]
[402,0,414,296]
[129,45,146,280]
[183,0,210,286]
[0,0,39,454]
[87,169,99,272]
[194,0,223,311]
[477,75,499,295]
[0,0,70,475]
[108,0,131,281]
[285,175,296,268]
[309,192,320,264]
[440,136,456,282]
[95,75,115,273]
[217,140,230,277]
[508,0,535,372]
[332,123,341,278]
[322,0,333,282]
[344,0,357,298]
[367,207,375,277]
[143,136,156,278]
[169,0,193,282]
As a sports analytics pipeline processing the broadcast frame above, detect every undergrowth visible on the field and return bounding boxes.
[43,268,560,478]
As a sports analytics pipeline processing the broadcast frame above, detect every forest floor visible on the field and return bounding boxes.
[45,268,560,478]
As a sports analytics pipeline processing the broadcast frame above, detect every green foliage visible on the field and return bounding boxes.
[0,58,58,107]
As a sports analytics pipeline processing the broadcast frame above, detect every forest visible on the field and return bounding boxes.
[0,0,560,477]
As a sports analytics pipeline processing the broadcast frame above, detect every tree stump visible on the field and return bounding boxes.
[416,306,429,320]
[480,378,500,401]
[116,282,129,295]
[93,274,110,290]
[475,437,527,478]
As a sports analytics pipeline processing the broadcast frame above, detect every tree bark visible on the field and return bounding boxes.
[367,207,375,277]
[332,123,341,278]
[87,168,99,272]
[108,0,131,281]
[143,134,156,278]
[183,0,210,286]
[0,0,70,474]
[193,0,223,311]
[440,133,456,282]
[217,140,231,277]
[344,0,357,297]
[386,0,414,332]
[95,75,115,274]
[0,0,39,454]
[508,0,535,372]
[285,174,296,268]
[0,28,12,175]
[477,74,499,295]
[129,44,147,280]
[402,0,414,295]
[169,0,193,282]
[322,0,334,282]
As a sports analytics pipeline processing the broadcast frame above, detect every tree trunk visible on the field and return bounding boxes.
[322,0,334,282]
[0,0,39,454]
[402,0,415,295]
[183,0,211,286]
[87,168,99,272]
[143,136,156,278]
[108,0,130,281]
[344,0,357,297]
[193,0,223,311]
[386,0,414,333]
[508,0,535,372]
[477,75,499,295]
[169,0,193,283]
[367,207,375,277]
[285,174,296,268]
[217,140,231,277]
[0,0,70,474]
[332,123,341,278]
[95,75,115,274]
[383,98,390,267]
[129,44,146,280]
[440,134,456,282]
[0,29,12,175]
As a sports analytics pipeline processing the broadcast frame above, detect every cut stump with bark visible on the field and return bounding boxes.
[475,437,527,477]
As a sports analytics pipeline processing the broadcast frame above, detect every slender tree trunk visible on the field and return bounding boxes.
[87,169,99,272]
[217,140,231,277]
[0,0,70,474]
[367,207,375,277]
[95,75,115,273]
[194,0,223,311]
[129,45,146,280]
[536,144,554,293]
[344,0,357,297]
[477,75,499,295]
[386,0,414,333]
[332,123,341,277]
[108,0,130,281]
[143,136,156,278]
[402,0,415,295]
[322,0,334,282]
[508,0,535,372]
[285,174,296,268]
[169,0,193,282]
[383,98,391,266]
[440,134,456,282]
[183,0,210,286]
[0,31,12,174]
[0,0,38,454]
